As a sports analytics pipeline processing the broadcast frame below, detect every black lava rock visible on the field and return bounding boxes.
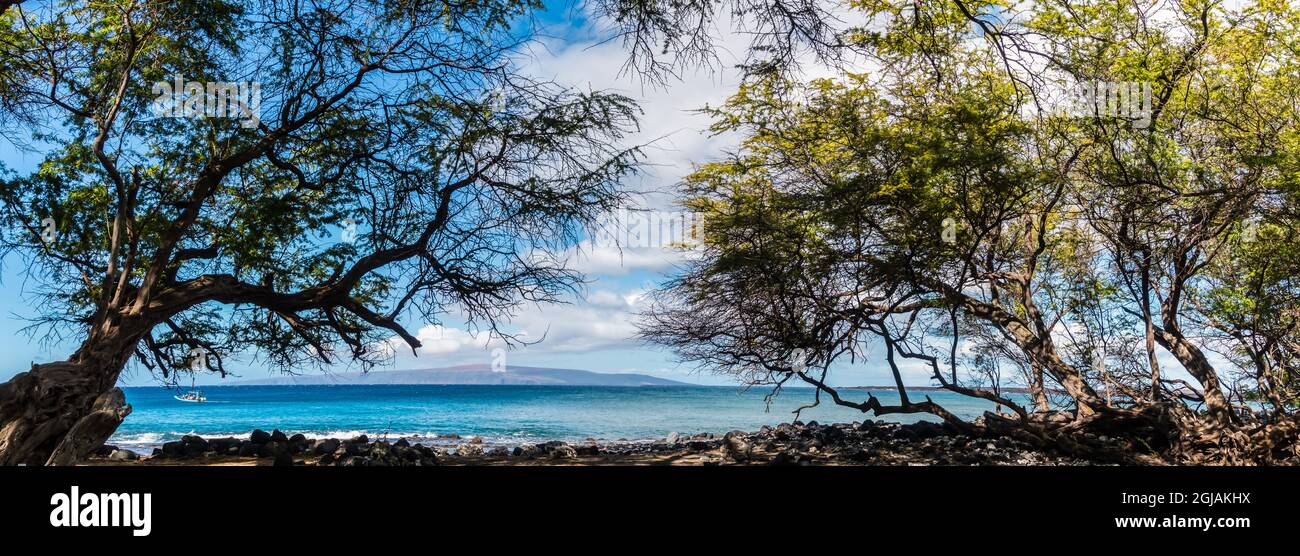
[161,441,186,458]
[314,438,340,455]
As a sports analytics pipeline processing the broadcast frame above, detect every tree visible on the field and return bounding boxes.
[0,0,640,465]
[639,0,1300,463]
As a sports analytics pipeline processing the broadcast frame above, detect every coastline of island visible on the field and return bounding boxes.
[83,419,1125,467]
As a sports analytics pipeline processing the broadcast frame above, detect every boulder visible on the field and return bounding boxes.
[538,440,568,453]
[182,434,209,450]
[819,425,846,444]
[237,441,259,457]
[161,441,186,458]
[397,446,420,461]
[455,443,484,457]
[723,430,752,462]
[314,438,340,455]
[207,437,238,454]
[273,450,294,467]
[249,429,272,444]
[549,445,578,459]
[287,438,309,455]
[339,456,368,467]
[665,432,680,444]
[270,429,289,443]
[260,441,287,458]
[394,438,410,448]
[908,421,943,439]
[892,427,918,441]
[773,424,794,441]
[108,449,138,462]
[349,434,369,444]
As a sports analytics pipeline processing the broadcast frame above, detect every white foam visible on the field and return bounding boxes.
[108,428,571,449]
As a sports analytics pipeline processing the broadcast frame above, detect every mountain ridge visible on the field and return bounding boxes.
[225,364,689,386]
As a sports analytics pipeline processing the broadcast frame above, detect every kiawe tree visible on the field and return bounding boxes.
[636,0,1300,463]
[0,0,639,465]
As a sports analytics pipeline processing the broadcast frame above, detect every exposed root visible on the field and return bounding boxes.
[976,403,1300,465]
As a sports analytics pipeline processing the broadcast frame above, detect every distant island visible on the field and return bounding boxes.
[226,368,1043,391]
[228,364,689,387]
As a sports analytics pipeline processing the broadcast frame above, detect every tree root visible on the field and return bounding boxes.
[45,388,131,466]
[975,403,1300,465]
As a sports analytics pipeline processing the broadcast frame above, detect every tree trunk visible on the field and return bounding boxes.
[1027,360,1050,413]
[1153,326,1233,425]
[46,387,131,465]
[0,334,139,466]
[1141,263,1161,400]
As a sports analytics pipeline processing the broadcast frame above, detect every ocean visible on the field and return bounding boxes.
[110,385,1017,452]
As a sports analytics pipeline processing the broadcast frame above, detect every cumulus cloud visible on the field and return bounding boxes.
[377,324,502,358]
[517,285,653,352]
[517,9,750,207]
[382,286,652,365]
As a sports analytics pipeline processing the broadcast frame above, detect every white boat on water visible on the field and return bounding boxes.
[174,390,206,403]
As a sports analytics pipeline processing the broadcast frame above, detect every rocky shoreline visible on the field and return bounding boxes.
[86,420,1115,466]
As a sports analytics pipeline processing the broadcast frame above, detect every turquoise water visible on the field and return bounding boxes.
[111,385,1014,451]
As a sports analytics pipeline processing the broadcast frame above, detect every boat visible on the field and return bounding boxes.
[174,373,208,403]
[174,390,206,403]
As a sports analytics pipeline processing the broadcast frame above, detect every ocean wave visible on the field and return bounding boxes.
[107,428,575,450]
[109,432,168,445]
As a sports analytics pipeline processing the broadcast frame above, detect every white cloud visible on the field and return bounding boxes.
[383,286,652,366]
[561,240,695,275]
[503,286,650,352]
[518,11,749,208]
[378,324,502,358]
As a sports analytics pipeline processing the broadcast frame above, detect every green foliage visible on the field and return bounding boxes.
[647,0,1300,413]
[0,0,639,381]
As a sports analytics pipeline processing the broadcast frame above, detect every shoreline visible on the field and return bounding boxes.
[87,420,1117,466]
